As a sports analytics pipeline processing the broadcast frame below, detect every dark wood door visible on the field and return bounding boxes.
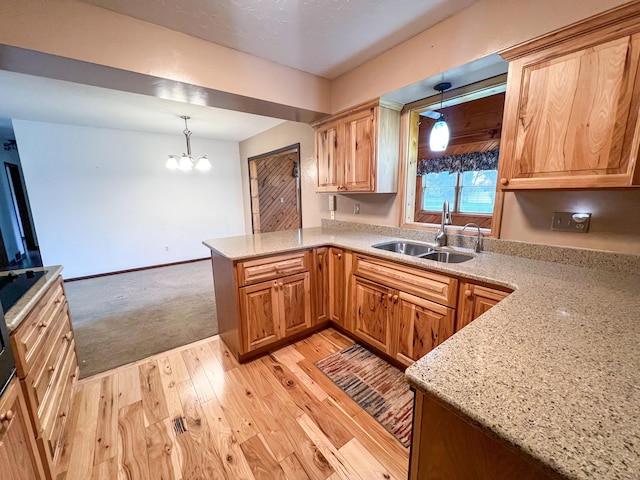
[249,146,302,233]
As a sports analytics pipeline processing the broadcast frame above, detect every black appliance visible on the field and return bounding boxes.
[0,269,47,396]
[0,307,15,396]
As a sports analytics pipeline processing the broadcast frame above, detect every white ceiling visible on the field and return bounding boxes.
[0,0,487,143]
[0,70,284,142]
[82,0,478,79]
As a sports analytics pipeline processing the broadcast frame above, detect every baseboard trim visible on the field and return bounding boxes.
[65,257,210,282]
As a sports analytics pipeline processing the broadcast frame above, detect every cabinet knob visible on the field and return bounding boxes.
[38,321,47,328]
[393,294,399,303]
[278,282,283,288]
[273,281,278,288]
[337,253,342,260]
[48,365,55,373]
[55,298,62,304]
[64,332,73,341]
[4,410,13,421]
[465,289,472,298]
[387,293,392,300]
[0,413,5,422]
[500,178,509,186]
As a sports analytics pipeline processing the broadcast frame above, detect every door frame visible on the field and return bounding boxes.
[248,143,301,234]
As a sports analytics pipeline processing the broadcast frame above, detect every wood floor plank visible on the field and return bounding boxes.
[209,337,241,372]
[261,354,354,449]
[241,358,276,398]
[330,400,410,480]
[261,393,334,480]
[200,396,256,480]
[181,347,216,403]
[91,457,117,480]
[56,383,85,473]
[280,453,312,480]
[317,329,354,351]
[117,366,142,409]
[65,379,101,480]
[165,351,191,384]
[212,368,260,444]
[157,356,187,421]
[139,360,169,427]
[297,413,364,480]
[94,375,118,465]
[145,419,177,480]
[296,358,359,414]
[272,349,328,402]
[253,358,304,417]
[176,379,228,479]
[226,368,295,462]
[117,401,150,480]
[240,434,286,480]
[339,437,397,480]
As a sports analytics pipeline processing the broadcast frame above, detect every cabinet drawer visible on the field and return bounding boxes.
[237,251,309,286]
[29,309,73,409]
[353,255,458,307]
[12,278,66,378]
[39,338,77,450]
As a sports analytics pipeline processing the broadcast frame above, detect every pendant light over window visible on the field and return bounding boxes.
[429,82,452,152]
[166,115,211,172]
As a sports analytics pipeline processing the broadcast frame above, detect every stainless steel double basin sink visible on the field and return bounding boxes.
[371,241,474,263]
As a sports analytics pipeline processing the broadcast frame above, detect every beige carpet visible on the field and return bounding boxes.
[65,260,218,378]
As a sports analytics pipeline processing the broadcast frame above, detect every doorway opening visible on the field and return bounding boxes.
[248,144,302,234]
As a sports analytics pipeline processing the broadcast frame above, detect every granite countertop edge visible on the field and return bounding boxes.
[204,227,640,480]
[4,265,63,332]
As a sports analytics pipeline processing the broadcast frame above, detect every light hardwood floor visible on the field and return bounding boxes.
[55,328,410,480]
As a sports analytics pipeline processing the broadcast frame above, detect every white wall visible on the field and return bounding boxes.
[13,121,246,278]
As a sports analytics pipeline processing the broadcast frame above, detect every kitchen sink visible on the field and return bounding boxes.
[372,241,475,263]
[371,241,433,257]
[420,251,474,263]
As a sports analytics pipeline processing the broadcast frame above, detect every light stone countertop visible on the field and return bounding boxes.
[204,227,640,480]
[3,265,63,332]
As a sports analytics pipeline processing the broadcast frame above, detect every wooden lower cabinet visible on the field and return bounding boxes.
[312,247,329,323]
[457,282,510,332]
[328,247,346,326]
[351,276,394,353]
[394,292,455,368]
[0,377,46,480]
[410,391,560,480]
[239,272,311,353]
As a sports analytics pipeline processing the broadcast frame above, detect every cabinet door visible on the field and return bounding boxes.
[394,292,455,368]
[456,283,509,332]
[312,248,329,324]
[0,378,45,480]
[239,281,280,352]
[316,123,340,191]
[351,276,393,353]
[279,272,312,338]
[500,34,640,188]
[328,248,345,326]
[342,108,375,192]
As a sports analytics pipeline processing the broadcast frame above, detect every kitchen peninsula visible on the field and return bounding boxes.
[203,224,640,480]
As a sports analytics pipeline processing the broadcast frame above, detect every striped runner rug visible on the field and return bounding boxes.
[315,343,414,447]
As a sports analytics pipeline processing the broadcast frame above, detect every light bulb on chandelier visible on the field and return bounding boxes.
[166,116,212,172]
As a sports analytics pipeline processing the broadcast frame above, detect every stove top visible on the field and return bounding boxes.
[0,270,47,313]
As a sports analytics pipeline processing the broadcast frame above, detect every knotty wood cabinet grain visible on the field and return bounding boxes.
[394,292,455,368]
[314,98,401,193]
[10,275,79,480]
[328,248,346,327]
[239,272,311,353]
[351,276,394,353]
[456,282,510,332]
[498,3,640,189]
[0,377,46,480]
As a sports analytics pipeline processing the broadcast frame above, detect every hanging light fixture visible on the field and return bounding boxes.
[429,82,452,152]
[166,115,212,172]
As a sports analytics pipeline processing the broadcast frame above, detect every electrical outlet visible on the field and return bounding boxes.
[354,203,360,214]
[328,195,336,211]
[551,212,591,233]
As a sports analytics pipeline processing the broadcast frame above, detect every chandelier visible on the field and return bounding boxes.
[429,82,452,152]
[166,116,212,172]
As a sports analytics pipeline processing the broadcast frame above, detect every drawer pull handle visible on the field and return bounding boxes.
[465,289,473,298]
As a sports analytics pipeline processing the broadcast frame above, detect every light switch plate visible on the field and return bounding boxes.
[551,212,591,233]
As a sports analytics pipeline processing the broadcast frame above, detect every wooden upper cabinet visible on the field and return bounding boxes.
[314,98,401,193]
[498,4,640,189]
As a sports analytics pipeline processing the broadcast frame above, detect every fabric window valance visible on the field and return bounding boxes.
[417,148,500,176]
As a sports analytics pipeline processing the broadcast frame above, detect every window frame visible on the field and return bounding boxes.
[398,75,507,238]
